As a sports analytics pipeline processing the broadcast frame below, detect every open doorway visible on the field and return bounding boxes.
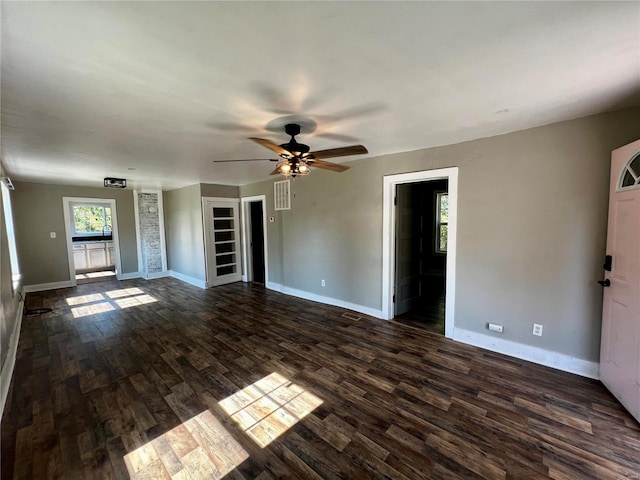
[394,180,448,333]
[382,168,458,338]
[62,197,123,286]
[241,195,268,286]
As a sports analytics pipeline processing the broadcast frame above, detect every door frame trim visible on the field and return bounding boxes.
[381,167,458,338]
[62,196,123,286]
[133,189,168,278]
[202,197,242,288]
[240,195,269,285]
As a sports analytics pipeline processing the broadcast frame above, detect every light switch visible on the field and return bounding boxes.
[269,216,275,223]
[50,232,56,238]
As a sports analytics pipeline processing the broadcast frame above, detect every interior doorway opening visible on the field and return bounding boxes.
[241,195,269,286]
[249,201,265,284]
[382,167,458,338]
[394,180,448,334]
[62,197,123,287]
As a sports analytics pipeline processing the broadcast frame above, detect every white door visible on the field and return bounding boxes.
[203,198,242,287]
[600,139,640,423]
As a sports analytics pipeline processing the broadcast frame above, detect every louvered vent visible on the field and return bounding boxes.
[274,180,291,211]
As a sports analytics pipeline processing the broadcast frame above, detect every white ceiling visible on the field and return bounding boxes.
[2,1,639,190]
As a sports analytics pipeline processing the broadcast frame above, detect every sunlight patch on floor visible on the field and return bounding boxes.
[67,287,157,318]
[115,294,157,309]
[105,287,144,299]
[71,301,115,318]
[75,270,117,280]
[123,410,248,479]
[219,372,323,448]
[66,293,105,306]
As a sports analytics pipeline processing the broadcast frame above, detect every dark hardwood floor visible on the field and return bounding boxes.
[2,277,639,479]
[394,289,446,335]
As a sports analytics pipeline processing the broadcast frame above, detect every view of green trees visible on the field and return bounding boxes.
[438,193,448,252]
[73,206,111,234]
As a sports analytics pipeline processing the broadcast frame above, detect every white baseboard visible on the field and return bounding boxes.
[22,280,74,293]
[169,270,207,289]
[266,282,384,319]
[118,272,142,280]
[453,328,600,379]
[0,298,24,420]
[146,271,170,280]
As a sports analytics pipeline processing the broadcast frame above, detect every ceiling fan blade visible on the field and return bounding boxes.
[308,159,350,172]
[213,158,278,163]
[249,137,292,157]
[308,145,368,159]
[269,168,280,175]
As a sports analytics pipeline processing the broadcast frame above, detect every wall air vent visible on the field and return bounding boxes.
[1,177,15,190]
[104,177,127,189]
[274,180,291,211]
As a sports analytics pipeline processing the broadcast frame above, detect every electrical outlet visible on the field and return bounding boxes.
[488,323,503,333]
[321,279,325,287]
[533,323,543,336]
[50,232,56,238]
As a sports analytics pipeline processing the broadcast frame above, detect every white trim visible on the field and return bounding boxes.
[0,299,24,419]
[202,197,242,288]
[133,190,143,274]
[381,168,459,338]
[147,271,170,280]
[266,282,384,319]
[62,197,123,286]
[134,189,169,276]
[118,272,142,280]
[453,328,600,379]
[22,280,74,293]
[240,195,269,285]
[169,270,207,289]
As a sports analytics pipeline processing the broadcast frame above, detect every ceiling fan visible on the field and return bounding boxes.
[213,123,368,177]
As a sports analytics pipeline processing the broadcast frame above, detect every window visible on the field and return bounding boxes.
[1,180,21,292]
[620,152,640,189]
[435,192,448,253]
[72,204,112,236]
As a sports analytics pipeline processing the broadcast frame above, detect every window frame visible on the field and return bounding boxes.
[435,191,448,254]
[71,203,112,237]
[1,180,21,293]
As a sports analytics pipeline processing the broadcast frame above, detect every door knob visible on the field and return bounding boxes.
[598,279,611,287]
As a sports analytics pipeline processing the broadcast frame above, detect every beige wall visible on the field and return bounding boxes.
[200,183,239,198]
[240,107,640,362]
[163,184,206,281]
[12,182,138,285]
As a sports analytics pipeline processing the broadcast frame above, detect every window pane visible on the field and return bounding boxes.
[629,154,640,178]
[213,207,233,218]
[439,225,448,252]
[104,207,112,231]
[439,194,449,223]
[73,205,110,233]
[622,170,635,188]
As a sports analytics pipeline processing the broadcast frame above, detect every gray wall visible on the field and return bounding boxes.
[0,163,21,372]
[163,184,206,281]
[200,183,239,199]
[240,107,640,362]
[12,182,138,285]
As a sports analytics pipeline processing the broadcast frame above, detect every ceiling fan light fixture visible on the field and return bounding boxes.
[276,159,310,178]
[278,162,291,173]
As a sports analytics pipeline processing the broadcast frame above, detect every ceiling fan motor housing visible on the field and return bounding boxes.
[281,123,310,156]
